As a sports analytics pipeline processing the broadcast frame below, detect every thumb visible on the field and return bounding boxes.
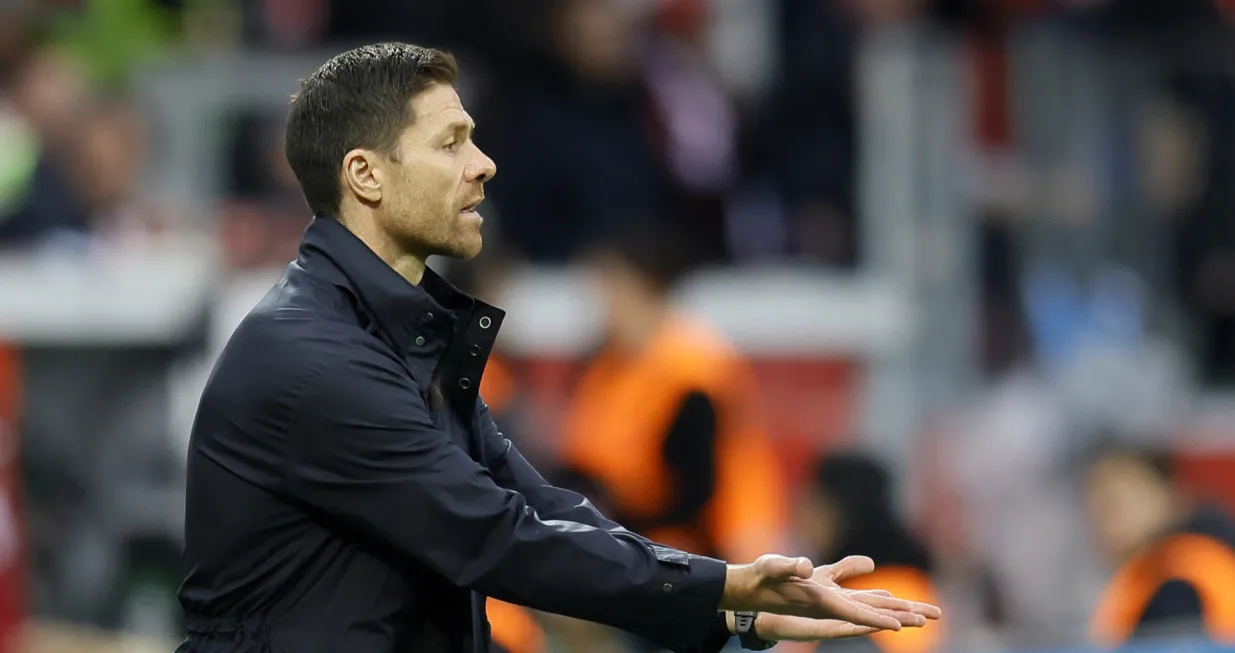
[827,555,876,583]
[758,555,813,580]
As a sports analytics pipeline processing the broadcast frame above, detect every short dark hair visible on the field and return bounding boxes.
[285,43,458,217]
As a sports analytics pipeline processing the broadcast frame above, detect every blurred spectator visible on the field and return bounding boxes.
[2,42,170,254]
[796,451,943,653]
[484,0,673,263]
[753,0,861,266]
[1163,52,1235,386]
[65,98,171,253]
[0,47,91,249]
[1084,440,1235,646]
[0,2,37,78]
[941,368,1094,649]
[640,0,737,265]
[549,222,785,653]
[557,223,787,565]
[8,47,88,144]
[217,112,311,270]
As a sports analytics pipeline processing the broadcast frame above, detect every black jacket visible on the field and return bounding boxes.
[177,216,733,653]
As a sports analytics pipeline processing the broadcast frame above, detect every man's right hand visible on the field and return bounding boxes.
[719,555,927,632]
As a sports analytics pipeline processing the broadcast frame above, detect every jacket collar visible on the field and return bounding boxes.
[296,215,502,356]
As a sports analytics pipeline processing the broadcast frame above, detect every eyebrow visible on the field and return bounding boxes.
[438,119,475,141]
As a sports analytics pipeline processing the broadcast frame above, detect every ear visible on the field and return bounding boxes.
[341,149,383,204]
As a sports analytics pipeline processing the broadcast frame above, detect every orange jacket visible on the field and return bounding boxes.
[559,314,786,562]
[486,599,545,653]
[1091,532,1235,647]
[479,353,516,417]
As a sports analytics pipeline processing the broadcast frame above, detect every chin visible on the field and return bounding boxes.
[437,236,483,261]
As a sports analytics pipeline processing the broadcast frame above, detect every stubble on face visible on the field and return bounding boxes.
[379,83,489,262]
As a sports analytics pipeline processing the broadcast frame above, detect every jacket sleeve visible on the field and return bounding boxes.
[476,400,734,653]
[476,398,631,534]
[282,346,728,653]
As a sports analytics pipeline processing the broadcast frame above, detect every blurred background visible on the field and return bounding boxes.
[2,0,1235,651]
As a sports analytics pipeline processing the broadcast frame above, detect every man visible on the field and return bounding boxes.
[177,43,940,653]
[1085,441,1235,646]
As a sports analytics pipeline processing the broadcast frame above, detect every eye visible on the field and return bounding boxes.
[443,140,461,153]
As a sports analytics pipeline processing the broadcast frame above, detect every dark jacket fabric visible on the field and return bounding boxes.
[177,216,732,653]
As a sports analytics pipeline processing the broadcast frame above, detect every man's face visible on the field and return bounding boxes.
[378,83,496,260]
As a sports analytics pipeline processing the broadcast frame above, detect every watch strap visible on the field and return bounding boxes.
[735,611,775,651]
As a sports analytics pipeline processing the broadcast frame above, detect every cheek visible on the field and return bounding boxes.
[393,155,452,202]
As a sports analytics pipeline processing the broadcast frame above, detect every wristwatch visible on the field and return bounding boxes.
[735,611,776,651]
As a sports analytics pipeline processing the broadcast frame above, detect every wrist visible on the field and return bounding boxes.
[720,564,755,611]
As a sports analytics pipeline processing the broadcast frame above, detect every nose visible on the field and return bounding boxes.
[468,145,497,183]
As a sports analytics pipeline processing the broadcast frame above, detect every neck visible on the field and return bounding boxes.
[337,212,427,285]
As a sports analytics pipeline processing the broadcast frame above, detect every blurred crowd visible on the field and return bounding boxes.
[4,0,1235,652]
[5,0,1235,378]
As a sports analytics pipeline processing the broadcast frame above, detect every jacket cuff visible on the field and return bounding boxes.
[702,610,733,653]
[655,550,728,652]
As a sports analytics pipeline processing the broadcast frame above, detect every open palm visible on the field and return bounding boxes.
[754,556,941,643]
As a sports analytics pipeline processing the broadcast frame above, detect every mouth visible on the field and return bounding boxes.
[460,197,483,214]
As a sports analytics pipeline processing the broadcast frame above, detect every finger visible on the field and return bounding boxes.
[794,620,885,641]
[827,623,883,639]
[852,602,925,626]
[908,601,943,620]
[850,591,943,620]
[849,590,933,617]
[879,608,927,628]
[818,590,902,631]
[760,615,885,643]
[848,589,892,598]
[824,555,876,583]
[759,555,814,581]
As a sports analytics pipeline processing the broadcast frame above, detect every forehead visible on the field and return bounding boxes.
[407,83,470,131]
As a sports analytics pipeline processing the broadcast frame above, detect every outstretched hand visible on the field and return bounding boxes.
[721,554,942,641]
[751,556,942,642]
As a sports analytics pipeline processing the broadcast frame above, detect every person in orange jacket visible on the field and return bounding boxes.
[549,223,789,652]
[557,223,788,564]
[1085,440,1235,647]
